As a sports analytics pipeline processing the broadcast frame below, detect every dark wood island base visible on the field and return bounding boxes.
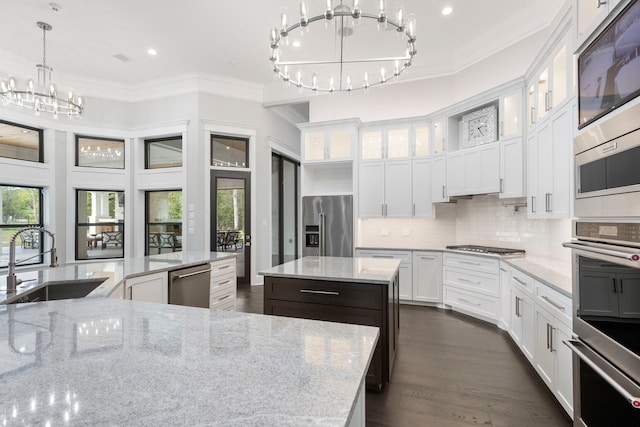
[263,270,399,390]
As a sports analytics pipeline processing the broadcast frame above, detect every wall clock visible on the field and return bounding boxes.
[460,105,497,149]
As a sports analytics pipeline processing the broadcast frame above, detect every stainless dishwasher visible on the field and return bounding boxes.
[168,263,211,308]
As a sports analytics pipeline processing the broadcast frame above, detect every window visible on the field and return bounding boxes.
[0,120,43,163]
[146,190,182,255]
[76,136,125,169]
[0,185,43,268]
[145,136,182,169]
[211,135,248,168]
[76,190,125,260]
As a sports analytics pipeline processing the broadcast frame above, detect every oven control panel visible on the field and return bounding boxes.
[575,221,640,246]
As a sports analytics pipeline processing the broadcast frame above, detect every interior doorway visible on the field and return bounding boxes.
[271,153,299,266]
[211,170,251,285]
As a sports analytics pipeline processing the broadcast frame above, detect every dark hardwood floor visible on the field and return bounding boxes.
[236,284,572,427]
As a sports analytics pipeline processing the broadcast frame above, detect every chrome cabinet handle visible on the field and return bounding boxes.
[300,289,339,296]
[562,241,640,262]
[500,121,504,136]
[372,255,394,259]
[499,178,504,193]
[531,196,536,213]
[541,295,565,311]
[442,185,446,198]
[545,192,552,213]
[547,90,553,111]
[459,278,481,285]
[546,323,551,350]
[513,276,528,287]
[549,325,555,352]
[459,260,481,266]
[458,298,481,307]
[419,256,436,260]
[515,295,521,317]
[530,107,536,124]
[565,339,640,409]
[596,0,607,7]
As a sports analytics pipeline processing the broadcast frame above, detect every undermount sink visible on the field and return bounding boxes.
[4,279,104,305]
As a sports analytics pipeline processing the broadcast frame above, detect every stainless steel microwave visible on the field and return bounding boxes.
[574,102,640,218]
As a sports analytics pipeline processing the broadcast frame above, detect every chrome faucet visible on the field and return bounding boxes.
[6,226,58,294]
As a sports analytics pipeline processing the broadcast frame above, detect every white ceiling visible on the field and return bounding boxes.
[0,0,564,102]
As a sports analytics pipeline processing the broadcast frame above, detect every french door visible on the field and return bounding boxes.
[211,170,251,285]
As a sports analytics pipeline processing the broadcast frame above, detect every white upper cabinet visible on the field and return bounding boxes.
[412,158,434,218]
[577,0,624,48]
[431,153,449,203]
[413,125,431,157]
[446,142,500,197]
[499,88,523,140]
[527,30,574,129]
[526,102,574,219]
[358,160,412,218]
[432,117,447,155]
[499,138,525,199]
[360,124,411,161]
[300,120,358,163]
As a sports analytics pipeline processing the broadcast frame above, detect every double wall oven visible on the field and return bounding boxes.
[564,102,640,426]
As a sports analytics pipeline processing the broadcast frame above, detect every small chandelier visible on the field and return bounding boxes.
[0,21,83,119]
[270,0,417,93]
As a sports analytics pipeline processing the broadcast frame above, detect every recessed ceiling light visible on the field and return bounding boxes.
[229,59,239,65]
[442,6,453,16]
[292,40,301,48]
[147,48,158,56]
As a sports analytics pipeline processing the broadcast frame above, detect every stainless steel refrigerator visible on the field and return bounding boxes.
[302,195,353,257]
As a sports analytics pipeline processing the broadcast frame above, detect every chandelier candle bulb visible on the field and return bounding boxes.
[300,2,308,25]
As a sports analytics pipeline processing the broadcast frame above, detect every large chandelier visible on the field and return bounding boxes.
[270,0,417,93]
[0,22,83,118]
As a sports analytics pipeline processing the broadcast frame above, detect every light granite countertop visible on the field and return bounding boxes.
[1,251,236,303]
[259,256,401,284]
[356,246,572,297]
[0,298,378,426]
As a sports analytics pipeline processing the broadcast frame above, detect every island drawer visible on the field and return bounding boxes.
[210,271,235,291]
[210,258,235,276]
[264,277,383,310]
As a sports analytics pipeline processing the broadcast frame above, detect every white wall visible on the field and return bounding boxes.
[306,28,549,123]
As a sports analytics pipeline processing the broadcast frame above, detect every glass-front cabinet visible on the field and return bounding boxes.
[301,120,358,163]
[414,125,431,157]
[360,123,411,161]
[527,30,573,129]
[500,88,523,139]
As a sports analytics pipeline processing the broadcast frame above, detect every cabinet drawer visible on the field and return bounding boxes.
[210,293,235,311]
[357,250,411,265]
[211,258,236,276]
[536,281,572,326]
[443,286,499,321]
[210,280,235,299]
[443,267,499,297]
[264,277,383,310]
[211,271,235,291]
[443,253,499,275]
[511,268,535,296]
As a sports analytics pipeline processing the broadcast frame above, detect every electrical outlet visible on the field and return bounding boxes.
[402,228,410,236]
[381,228,389,236]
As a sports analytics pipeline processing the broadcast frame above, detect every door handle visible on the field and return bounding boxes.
[244,234,251,247]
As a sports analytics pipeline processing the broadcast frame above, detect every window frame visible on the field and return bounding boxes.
[75,135,125,169]
[145,189,183,256]
[0,184,44,268]
[75,189,125,261]
[211,134,249,168]
[0,119,44,163]
[144,136,183,169]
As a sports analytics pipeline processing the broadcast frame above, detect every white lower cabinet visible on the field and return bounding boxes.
[210,258,237,311]
[443,253,500,322]
[509,274,535,362]
[412,251,442,303]
[498,262,511,330]
[357,250,413,300]
[125,271,168,304]
[534,280,573,417]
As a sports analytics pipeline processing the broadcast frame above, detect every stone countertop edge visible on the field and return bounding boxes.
[1,251,237,302]
[0,298,378,426]
[259,256,401,284]
[356,247,572,297]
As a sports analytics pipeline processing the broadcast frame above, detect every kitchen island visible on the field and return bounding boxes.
[0,298,377,426]
[1,251,235,304]
[260,256,401,390]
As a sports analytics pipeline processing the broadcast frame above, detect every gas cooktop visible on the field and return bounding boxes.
[445,245,526,256]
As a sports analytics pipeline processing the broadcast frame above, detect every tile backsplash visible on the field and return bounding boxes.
[358,195,572,263]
